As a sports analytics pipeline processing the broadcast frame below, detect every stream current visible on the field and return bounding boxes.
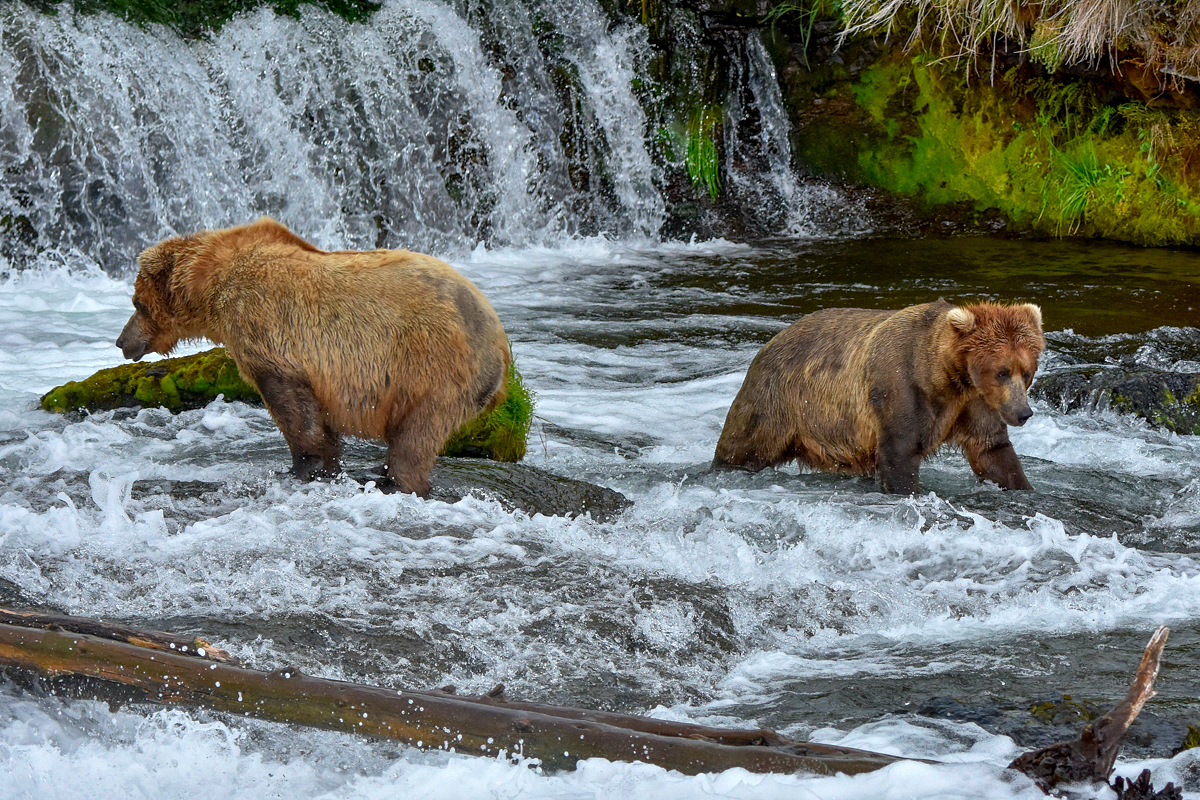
[2,236,1200,798]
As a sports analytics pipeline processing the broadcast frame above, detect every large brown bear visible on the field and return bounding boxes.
[116,217,509,497]
[713,300,1044,494]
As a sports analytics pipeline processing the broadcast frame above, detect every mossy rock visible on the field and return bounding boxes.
[1027,695,1098,727]
[1031,367,1200,435]
[40,348,260,414]
[41,347,533,461]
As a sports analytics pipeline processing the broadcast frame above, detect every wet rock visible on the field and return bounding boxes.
[428,458,630,521]
[130,459,630,521]
[1032,368,1200,434]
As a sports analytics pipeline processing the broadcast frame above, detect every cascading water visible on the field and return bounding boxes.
[0,0,672,271]
[723,31,865,237]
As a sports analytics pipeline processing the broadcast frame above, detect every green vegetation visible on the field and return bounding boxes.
[40,348,259,413]
[41,347,534,462]
[440,355,535,462]
[685,105,722,199]
[848,55,1200,245]
[1180,726,1200,752]
[25,0,380,37]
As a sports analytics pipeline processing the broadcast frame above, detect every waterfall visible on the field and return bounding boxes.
[0,1,862,274]
[0,0,663,271]
[723,31,867,238]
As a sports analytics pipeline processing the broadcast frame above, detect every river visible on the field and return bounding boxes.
[2,1,1200,797]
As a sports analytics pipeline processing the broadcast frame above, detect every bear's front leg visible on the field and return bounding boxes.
[249,366,342,481]
[952,400,1033,490]
[875,435,922,495]
[963,439,1032,490]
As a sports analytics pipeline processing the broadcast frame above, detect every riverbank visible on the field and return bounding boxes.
[11,0,1200,248]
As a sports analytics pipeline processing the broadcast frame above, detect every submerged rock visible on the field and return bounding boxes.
[40,347,535,461]
[1032,368,1200,434]
[428,458,630,521]
[131,459,629,520]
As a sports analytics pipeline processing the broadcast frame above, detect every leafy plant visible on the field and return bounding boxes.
[686,105,721,199]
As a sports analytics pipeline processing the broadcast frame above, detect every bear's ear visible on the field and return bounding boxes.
[1021,303,1043,331]
[136,239,183,306]
[947,306,976,334]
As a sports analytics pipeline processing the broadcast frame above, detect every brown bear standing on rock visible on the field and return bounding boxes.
[116,217,510,498]
[713,300,1044,494]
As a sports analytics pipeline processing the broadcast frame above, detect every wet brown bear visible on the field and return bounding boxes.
[116,217,509,497]
[712,300,1044,494]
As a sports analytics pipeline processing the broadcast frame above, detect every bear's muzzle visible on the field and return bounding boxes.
[116,313,149,361]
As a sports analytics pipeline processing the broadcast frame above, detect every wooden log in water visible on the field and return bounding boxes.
[1,608,1177,787]
[0,611,900,777]
[1009,626,1177,795]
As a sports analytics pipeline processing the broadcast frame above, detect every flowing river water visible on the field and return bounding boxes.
[2,1,1200,798]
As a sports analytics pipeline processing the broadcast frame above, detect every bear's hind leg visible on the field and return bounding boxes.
[713,408,792,472]
[251,367,342,481]
[380,397,452,498]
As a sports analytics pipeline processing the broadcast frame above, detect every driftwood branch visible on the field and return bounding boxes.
[0,611,899,777]
[1009,626,1178,796]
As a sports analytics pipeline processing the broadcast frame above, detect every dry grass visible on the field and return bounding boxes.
[838,0,1200,86]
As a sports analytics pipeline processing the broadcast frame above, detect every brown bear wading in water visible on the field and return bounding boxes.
[712,300,1044,494]
[116,217,510,498]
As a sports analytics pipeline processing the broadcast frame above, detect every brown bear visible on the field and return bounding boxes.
[116,217,510,497]
[712,300,1044,494]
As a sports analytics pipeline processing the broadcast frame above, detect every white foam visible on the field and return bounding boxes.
[4,266,1200,798]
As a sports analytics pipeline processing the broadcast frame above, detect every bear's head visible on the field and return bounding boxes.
[116,237,190,361]
[948,302,1044,427]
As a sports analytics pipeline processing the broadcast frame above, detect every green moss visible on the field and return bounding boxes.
[440,355,534,463]
[1179,725,1200,752]
[40,348,260,414]
[1029,695,1096,726]
[41,346,533,461]
[26,0,381,38]
[846,56,1200,245]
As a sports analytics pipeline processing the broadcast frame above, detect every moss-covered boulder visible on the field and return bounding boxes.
[40,348,260,413]
[40,347,534,461]
[771,33,1200,245]
[1032,368,1200,434]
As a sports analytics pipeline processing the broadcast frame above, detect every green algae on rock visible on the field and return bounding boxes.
[39,348,259,414]
[40,347,534,461]
[439,357,534,462]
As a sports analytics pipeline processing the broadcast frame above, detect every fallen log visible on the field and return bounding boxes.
[0,609,1177,786]
[0,612,900,777]
[0,607,238,664]
[1009,626,1179,797]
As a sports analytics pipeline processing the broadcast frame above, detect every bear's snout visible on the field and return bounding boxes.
[116,313,149,361]
[1000,389,1034,427]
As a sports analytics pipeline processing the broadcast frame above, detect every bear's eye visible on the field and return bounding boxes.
[996,368,1011,381]
[133,299,150,316]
